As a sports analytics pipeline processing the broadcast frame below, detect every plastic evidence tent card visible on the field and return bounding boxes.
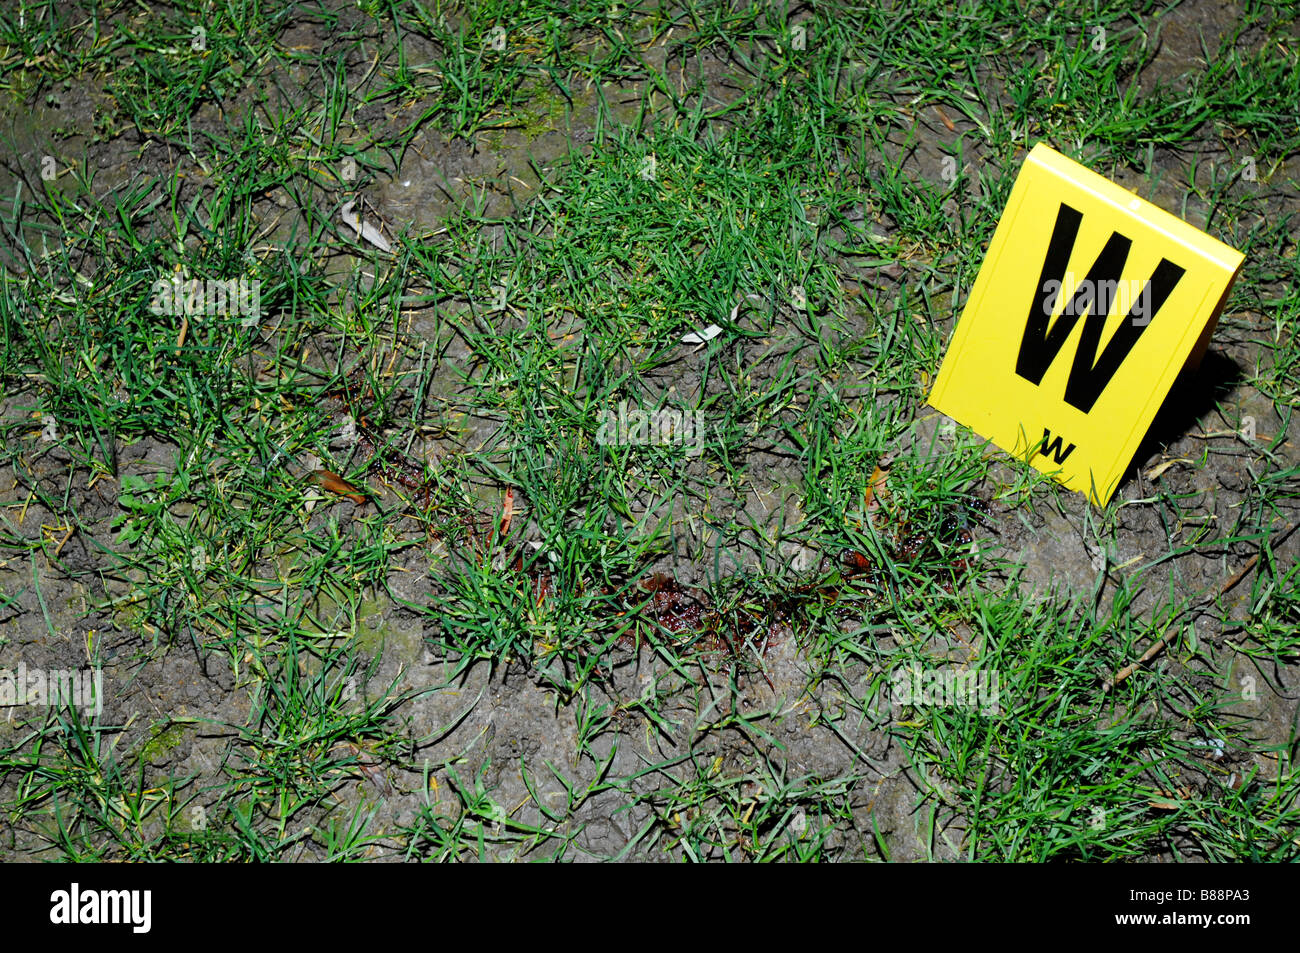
[928,142,1244,505]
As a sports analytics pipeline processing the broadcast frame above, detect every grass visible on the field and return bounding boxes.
[0,0,1297,861]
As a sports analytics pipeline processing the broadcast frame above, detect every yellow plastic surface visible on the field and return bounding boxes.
[928,142,1244,505]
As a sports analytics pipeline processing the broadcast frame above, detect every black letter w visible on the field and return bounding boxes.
[1015,203,1185,413]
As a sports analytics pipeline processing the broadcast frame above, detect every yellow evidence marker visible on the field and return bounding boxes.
[928,142,1244,505]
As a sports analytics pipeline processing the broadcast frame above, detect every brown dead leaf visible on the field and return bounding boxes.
[500,486,514,538]
[863,454,893,526]
[308,469,367,505]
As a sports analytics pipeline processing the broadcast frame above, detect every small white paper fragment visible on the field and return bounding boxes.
[680,294,766,344]
[340,200,393,252]
[681,324,722,344]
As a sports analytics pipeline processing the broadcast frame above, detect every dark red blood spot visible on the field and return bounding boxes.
[841,549,874,573]
[897,529,929,562]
